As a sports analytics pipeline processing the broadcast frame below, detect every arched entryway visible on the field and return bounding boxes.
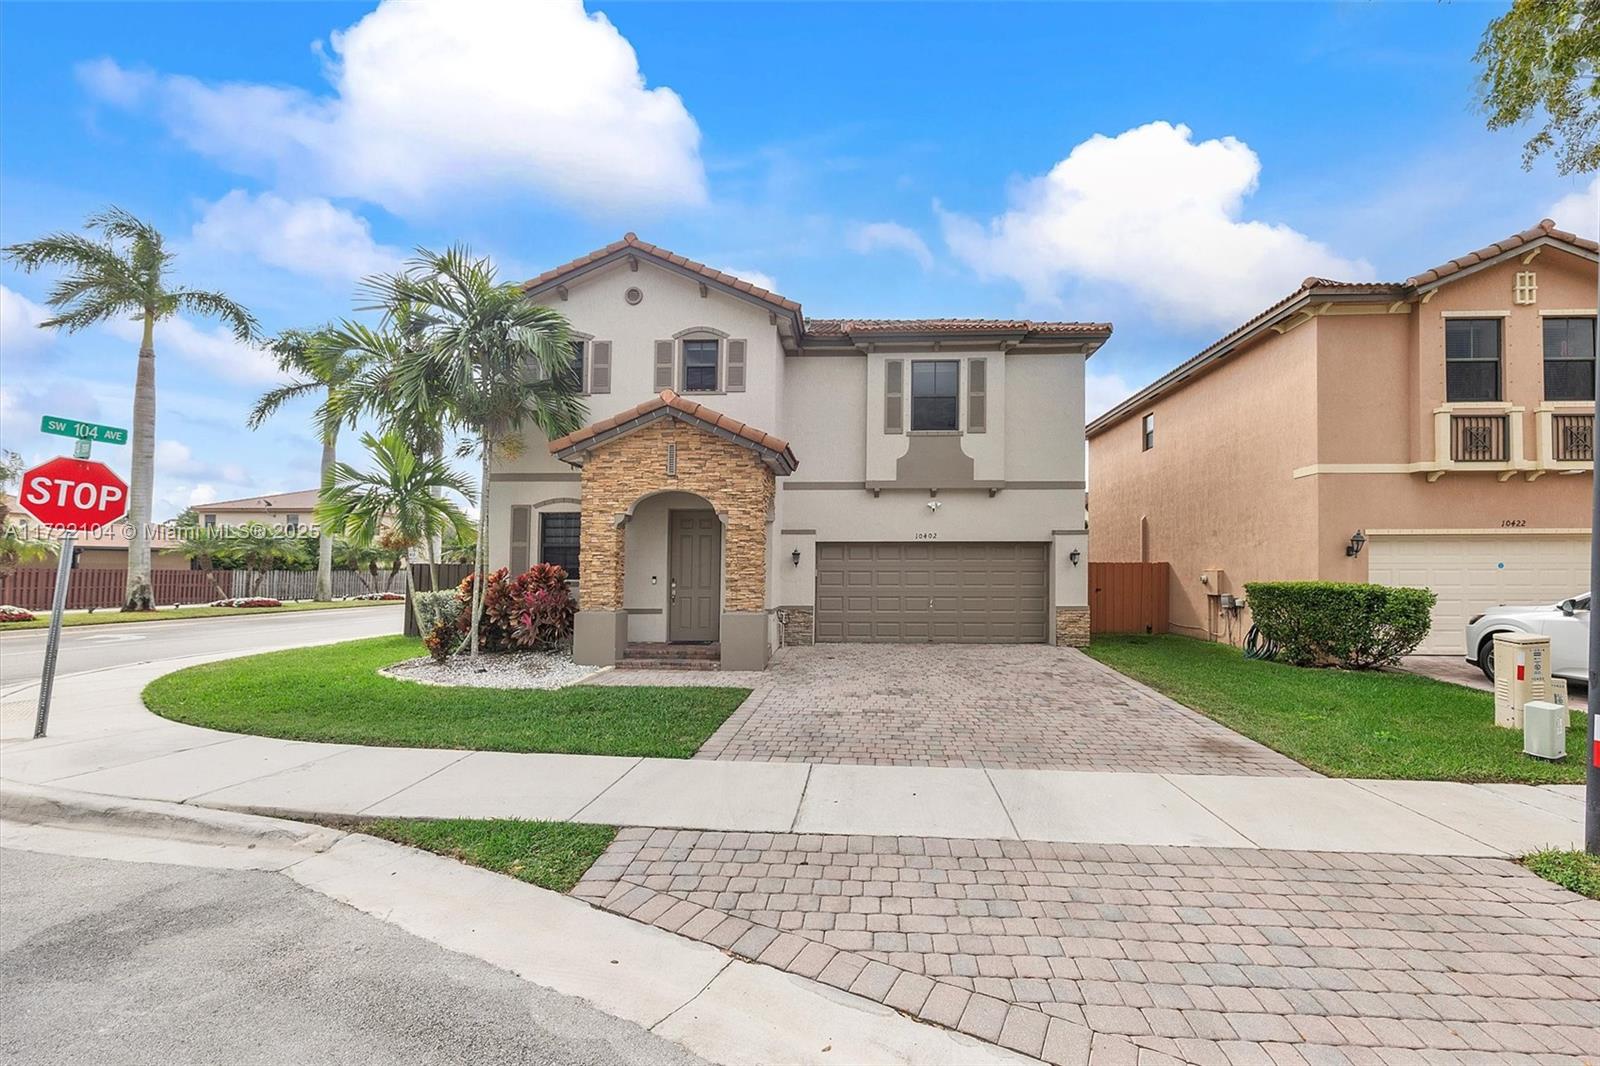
[548,390,798,670]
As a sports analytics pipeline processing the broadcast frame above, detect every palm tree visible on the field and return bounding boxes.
[248,328,367,602]
[361,247,584,656]
[172,526,239,600]
[316,430,476,637]
[2,207,258,610]
[228,523,310,596]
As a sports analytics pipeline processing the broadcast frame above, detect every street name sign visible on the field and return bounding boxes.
[40,415,129,446]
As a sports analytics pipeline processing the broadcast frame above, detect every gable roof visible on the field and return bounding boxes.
[1086,220,1600,438]
[549,389,798,475]
[203,489,320,512]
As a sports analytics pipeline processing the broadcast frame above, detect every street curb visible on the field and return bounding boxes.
[0,778,346,852]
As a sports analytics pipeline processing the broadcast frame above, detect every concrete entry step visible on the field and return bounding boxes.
[618,642,721,670]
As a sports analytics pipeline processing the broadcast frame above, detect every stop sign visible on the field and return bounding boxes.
[17,456,130,532]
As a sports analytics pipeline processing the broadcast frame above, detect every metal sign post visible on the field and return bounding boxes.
[33,529,76,739]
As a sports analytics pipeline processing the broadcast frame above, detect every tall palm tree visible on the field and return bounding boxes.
[248,328,367,602]
[2,207,258,610]
[361,247,585,656]
[316,430,476,637]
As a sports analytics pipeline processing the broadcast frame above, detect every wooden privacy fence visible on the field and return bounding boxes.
[1,568,235,611]
[402,562,474,637]
[241,568,409,602]
[1089,561,1170,635]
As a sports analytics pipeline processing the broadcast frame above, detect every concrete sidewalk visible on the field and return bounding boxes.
[0,652,1586,858]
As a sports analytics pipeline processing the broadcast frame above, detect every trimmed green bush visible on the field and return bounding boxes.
[412,589,462,634]
[1244,581,1435,669]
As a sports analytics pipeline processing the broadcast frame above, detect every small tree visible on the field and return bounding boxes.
[1476,0,1600,175]
[0,450,56,589]
[316,430,476,637]
[2,208,257,610]
[173,527,239,600]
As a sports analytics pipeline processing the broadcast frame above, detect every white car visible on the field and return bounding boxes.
[1465,594,1589,683]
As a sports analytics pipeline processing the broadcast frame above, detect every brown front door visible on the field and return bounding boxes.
[669,510,721,642]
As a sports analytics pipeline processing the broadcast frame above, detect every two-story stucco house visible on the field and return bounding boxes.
[485,234,1110,670]
[1088,219,1597,656]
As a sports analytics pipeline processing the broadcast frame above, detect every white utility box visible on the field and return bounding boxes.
[1493,632,1551,729]
[1522,700,1567,761]
[1550,677,1569,710]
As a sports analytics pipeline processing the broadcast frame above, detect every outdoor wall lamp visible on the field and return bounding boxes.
[791,548,801,567]
[1345,530,1367,558]
[1068,548,1082,567]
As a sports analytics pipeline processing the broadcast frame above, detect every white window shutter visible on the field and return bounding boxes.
[727,339,747,392]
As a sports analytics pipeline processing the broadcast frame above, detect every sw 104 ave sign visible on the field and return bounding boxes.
[16,456,129,531]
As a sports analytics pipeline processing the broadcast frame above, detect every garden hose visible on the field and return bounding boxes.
[1244,624,1278,661]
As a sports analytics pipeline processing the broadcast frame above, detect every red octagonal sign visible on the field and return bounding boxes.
[17,456,130,532]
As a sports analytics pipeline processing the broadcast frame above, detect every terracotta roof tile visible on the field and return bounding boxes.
[522,233,802,313]
[1406,218,1598,287]
[549,390,797,473]
[804,318,1111,337]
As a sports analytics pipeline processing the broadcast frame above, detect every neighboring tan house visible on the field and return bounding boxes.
[488,233,1109,670]
[0,491,187,570]
[1088,219,1597,656]
[198,489,320,532]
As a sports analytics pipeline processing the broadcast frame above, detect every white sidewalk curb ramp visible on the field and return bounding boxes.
[2,782,1034,1066]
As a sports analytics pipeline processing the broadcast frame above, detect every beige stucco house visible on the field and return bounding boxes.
[488,234,1110,670]
[198,489,320,532]
[1088,219,1597,655]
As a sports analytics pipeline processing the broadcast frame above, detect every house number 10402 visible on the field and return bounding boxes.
[914,531,938,540]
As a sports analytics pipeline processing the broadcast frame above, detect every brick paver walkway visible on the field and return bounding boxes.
[662,644,1309,775]
[576,830,1600,1065]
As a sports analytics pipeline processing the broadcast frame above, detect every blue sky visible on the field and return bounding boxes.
[2,1,1594,517]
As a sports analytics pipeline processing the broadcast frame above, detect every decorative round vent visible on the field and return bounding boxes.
[624,286,643,305]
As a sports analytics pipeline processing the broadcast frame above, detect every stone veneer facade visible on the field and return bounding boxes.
[776,606,815,646]
[1054,606,1090,648]
[577,417,776,613]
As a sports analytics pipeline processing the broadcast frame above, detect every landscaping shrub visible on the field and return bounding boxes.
[350,591,405,602]
[423,618,458,662]
[412,589,463,634]
[0,605,35,623]
[1243,581,1435,669]
[208,597,283,609]
[455,565,575,652]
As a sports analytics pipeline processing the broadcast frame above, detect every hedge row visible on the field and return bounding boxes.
[1244,581,1436,669]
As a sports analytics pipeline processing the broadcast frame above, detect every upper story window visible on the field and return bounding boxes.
[565,339,586,393]
[910,360,959,431]
[539,512,580,579]
[1445,318,1502,402]
[1141,413,1155,451]
[1544,317,1596,402]
[682,339,719,393]
[203,514,216,528]
[285,514,300,533]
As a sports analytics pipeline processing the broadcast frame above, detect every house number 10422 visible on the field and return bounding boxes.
[914,531,938,540]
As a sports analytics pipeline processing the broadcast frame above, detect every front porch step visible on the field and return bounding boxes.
[617,641,722,671]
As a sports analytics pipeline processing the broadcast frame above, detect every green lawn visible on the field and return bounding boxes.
[1522,849,1600,900]
[0,598,401,632]
[1087,634,1587,783]
[143,635,749,758]
[325,817,616,892]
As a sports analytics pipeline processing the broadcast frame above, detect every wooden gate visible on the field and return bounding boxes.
[1088,561,1169,635]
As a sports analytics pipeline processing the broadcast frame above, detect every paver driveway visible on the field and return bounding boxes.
[613,644,1309,776]
[577,830,1600,1065]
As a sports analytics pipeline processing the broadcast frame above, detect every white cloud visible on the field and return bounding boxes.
[1,285,54,355]
[156,439,247,484]
[1085,369,1135,422]
[80,0,705,216]
[188,484,220,506]
[939,121,1372,329]
[192,190,404,284]
[1549,176,1599,239]
[849,222,934,270]
[104,315,280,386]
[723,268,779,293]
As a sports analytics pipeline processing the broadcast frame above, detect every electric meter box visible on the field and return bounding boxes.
[1522,700,1567,761]
[1493,632,1551,729]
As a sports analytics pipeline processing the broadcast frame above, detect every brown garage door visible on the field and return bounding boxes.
[815,542,1049,643]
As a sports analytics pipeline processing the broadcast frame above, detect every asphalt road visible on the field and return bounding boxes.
[0,605,404,692]
[0,848,711,1066]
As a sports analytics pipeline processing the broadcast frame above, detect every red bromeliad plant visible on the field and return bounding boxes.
[454,565,574,652]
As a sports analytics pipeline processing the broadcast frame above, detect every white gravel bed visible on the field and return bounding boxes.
[380,649,601,690]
